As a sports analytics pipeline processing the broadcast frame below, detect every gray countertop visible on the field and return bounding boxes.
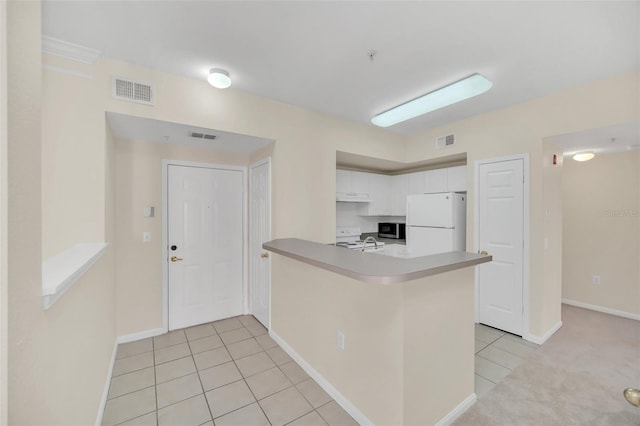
[263,238,492,285]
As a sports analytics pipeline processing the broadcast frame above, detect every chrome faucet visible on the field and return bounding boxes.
[362,236,378,251]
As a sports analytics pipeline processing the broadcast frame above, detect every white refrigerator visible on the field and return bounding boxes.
[406,192,466,256]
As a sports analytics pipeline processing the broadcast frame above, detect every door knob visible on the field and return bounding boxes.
[479,250,488,255]
[170,256,183,262]
[261,253,269,258]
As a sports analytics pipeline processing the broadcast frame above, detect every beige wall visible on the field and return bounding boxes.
[405,71,639,337]
[8,1,117,424]
[41,56,106,258]
[271,257,475,425]
[114,139,250,336]
[562,150,640,315]
[542,141,563,328]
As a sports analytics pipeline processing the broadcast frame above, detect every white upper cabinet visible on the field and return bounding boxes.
[407,171,426,195]
[337,165,466,211]
[336,170,370,201]
[390,174,408,216]
[359,173,391,215]
[446,165,467,192]
[350,171,370,194]
[424,168,448,193]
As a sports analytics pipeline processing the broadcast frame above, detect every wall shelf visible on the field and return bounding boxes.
[42,242,108,310]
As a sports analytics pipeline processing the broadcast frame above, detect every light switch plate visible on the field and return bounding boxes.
[143,232,151,243]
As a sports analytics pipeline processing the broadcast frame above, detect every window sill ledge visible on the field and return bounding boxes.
[42,242,108,310]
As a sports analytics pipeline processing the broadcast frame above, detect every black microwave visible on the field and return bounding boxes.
[378,222,406,239]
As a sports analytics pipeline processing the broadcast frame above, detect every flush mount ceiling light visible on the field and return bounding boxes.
[572,152,595,162]
[207,68,231,89]
[371,73,493,128]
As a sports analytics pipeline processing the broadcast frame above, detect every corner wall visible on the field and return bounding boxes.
[562,150,640,316]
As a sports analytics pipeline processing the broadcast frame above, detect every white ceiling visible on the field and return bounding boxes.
[42,1,640,135]
[106,112,273,153]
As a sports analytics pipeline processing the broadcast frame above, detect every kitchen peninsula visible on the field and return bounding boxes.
[263,238,492,425]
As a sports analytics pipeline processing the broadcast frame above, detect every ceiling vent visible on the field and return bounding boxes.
[436,134,456,149]
[112,76,155,105]
[190,131,217,140]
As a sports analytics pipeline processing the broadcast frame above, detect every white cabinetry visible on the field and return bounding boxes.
[359,173,391,215]
[424,169,448,193]
[446,165,467,192]
[390,175,408,216]
[336,170,370,201]
[407,171,426,195]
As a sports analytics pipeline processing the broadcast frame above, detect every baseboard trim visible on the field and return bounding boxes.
[562,299,640,321]
[435,393,477,426]
[117,327,165,344]
[95,339,118,425]
[269,331,373,426]
[523,320,562,345]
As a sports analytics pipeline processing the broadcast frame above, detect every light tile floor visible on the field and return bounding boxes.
[473,323,540,398]
[103,315,358,426]
[103,318,537,425]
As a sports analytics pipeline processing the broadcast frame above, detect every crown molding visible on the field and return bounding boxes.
[41,36,102,64]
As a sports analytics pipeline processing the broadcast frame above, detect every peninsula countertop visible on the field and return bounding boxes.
[263,238,492,285]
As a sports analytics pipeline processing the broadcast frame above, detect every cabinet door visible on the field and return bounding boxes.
[447,165,467,192]
[390,174,408,216]
[424,169,447,193]
[336,170,351,194]
[350,171,369,194]
[361,173,391,216]
[407,171,426,195]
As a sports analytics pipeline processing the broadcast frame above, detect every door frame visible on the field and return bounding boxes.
[161,159,248,333]
[474,153,530,339]
[248,157,272,328]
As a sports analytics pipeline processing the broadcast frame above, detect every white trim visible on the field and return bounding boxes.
[95,339,118,426]
[474,154,530,338]
[435,393,477,426]
[523,320,562,345]
[0,0,7,422]
[41,242,108,310]
[117,328,165,345]
[562,299,640,321]
[269,331,373,426]
[42,35,102,64]
[248,157,272,329]
[42,63,92,79]
[162,160,247,332]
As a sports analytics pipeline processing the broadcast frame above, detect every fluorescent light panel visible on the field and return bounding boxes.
[371,73,493,127]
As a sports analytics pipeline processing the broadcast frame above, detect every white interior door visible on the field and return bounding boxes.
[168,164,243,330]
[477,159,524,335]
[249,159,271,328]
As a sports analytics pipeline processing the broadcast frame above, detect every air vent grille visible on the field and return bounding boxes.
[112,76,155,105]
[436,134,456,149]
[190,132,217,140]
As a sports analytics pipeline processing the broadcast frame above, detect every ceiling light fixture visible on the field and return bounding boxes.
[207,68,231,89]
[371,73,493,128]
[572,152,595,162]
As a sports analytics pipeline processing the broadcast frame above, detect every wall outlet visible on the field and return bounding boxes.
[143,231,151,243]
[336,330,345,351]
[592,275,601,285]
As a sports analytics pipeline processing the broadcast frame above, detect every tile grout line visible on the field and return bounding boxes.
[189,332,216,426]
[226,321,274,424]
